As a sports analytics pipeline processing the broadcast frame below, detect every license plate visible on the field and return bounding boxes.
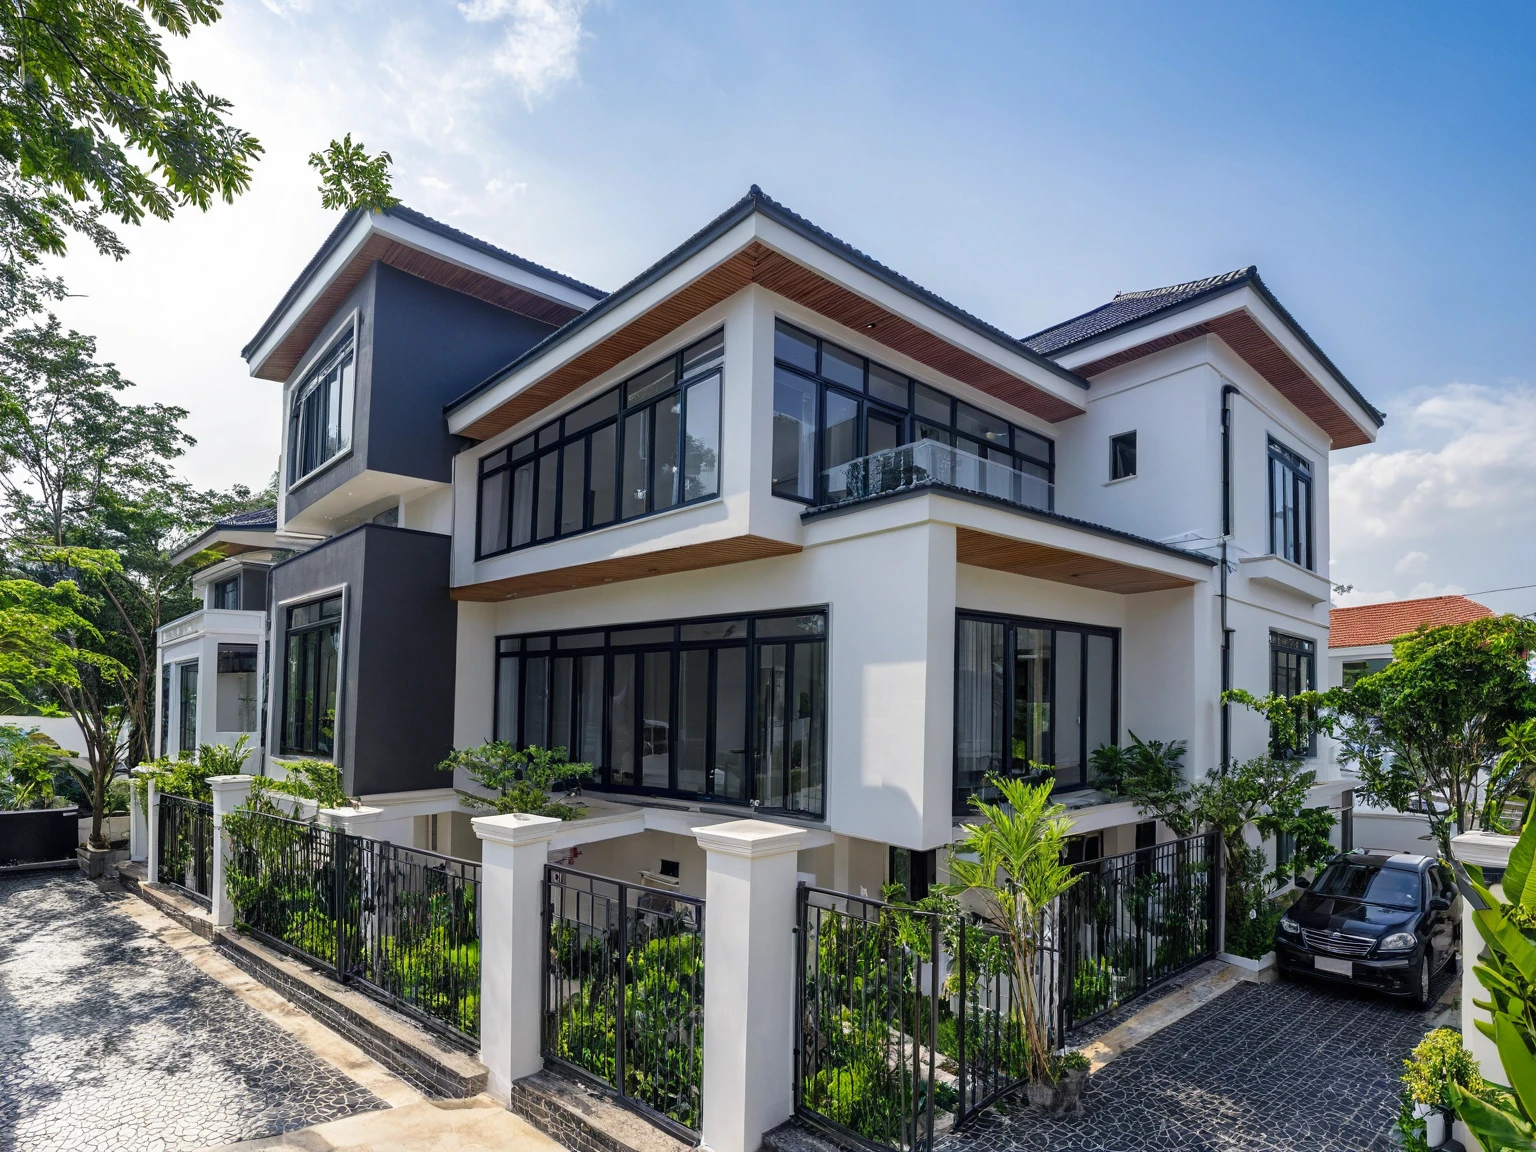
[1315,956,1353,977]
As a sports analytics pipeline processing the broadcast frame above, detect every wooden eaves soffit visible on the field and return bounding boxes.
[955,528,1201,595]
[456,241,1085,442]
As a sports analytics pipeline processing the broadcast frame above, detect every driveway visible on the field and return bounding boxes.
[943,971,1453,1152]
[0,871,387,1152]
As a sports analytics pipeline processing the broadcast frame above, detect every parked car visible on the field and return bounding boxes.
[1273,849,1459,1007]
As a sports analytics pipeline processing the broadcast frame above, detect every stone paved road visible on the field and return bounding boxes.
[0,871,387,1152]
[942,971,1453,1152]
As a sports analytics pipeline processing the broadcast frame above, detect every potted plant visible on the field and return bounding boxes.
[940,774,1085,1110]
[1399,1028,1482,1150]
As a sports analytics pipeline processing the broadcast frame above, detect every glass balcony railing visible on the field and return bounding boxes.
[820,438,1054,512]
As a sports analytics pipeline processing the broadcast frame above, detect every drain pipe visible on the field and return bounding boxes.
[1220,384,1239,773]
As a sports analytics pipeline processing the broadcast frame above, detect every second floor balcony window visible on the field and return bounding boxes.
[287,330,355,485]
[1269,630,1317,759]
[1268,436,1314,570]
[477,330,722,558]
[771,320,1053,509]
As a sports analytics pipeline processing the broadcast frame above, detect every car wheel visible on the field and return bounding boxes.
[1413,952,1433,1009]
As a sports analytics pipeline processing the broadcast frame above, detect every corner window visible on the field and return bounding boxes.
[281,594,342,757]
[954,611,1118,814]
[477,331,722,558]
[1110,431,1137,480]
[212,576,240,610]
[216,644,259,733]
[177,660,199,755]
[287,330,355,485]
[493,607,826,817]
[772,320,1054,509]
[1268,437,1313,570]
[1269,631,1316,758]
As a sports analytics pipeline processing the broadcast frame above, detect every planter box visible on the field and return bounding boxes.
[1219,950,1276,973]
[0,806,80,865]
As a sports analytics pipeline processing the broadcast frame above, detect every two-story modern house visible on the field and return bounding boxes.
[159,187,1382,892]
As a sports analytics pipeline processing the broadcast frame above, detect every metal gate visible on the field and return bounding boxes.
[1060,830,1219,1030]
[157,794,213,905]
[541,865,705,1139]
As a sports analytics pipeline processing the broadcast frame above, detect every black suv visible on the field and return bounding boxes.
[1273,849,1459,1007]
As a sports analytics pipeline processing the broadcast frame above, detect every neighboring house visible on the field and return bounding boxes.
[1328,593,1493,853]
[157,187,1382,889]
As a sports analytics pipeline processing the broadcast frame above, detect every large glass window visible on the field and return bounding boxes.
[176,660,198,755]
[493,608,825,816]
[1269,631,1317,758]
[1268,437,1314,570]
[281,594,342,757]
[954,611,1118,814]
[216,643,259,732]
[212,575,240,610]
[287,331,355,484]
[772,319,1054,507]
[477,331,722,558]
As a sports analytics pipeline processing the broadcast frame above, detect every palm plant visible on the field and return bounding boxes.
[939,775,1080,1085]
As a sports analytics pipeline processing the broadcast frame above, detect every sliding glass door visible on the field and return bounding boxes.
[954,611,1119,814]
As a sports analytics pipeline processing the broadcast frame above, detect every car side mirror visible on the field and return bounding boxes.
[1429,896,1451,911]
[1294,875,1311,889]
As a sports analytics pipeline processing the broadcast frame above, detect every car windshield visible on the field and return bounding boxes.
[1310,862,1420,909]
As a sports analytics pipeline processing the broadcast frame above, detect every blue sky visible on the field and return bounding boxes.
[49,1,1536,609]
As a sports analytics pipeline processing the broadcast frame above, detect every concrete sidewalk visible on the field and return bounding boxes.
[203,1096,567,1152]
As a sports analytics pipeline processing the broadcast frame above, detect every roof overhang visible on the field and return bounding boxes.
[243,209,604,382]
[1050,282,1382,449]
[447,191,1089,442]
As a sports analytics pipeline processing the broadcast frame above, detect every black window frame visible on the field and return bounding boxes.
[279,592,343,759]
[953,609,1120,815]
[1267,436,1315,571]
[772,319,1054,509]
[492,606,828,818]
[286,327,356,487]
[475,330,724,560]
[1269,630,1317,759]
[212,575,240,610]
[1110,430,1137,481]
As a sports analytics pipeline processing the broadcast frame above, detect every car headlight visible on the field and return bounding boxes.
[1379,932,1417,952]
[1279,916,1300,934]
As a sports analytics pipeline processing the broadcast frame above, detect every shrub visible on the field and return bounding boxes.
[1402,1027,1484,1110]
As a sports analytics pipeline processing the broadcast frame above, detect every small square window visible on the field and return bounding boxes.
[1110,431,1137,480]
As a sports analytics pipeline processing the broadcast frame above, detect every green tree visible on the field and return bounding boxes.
[308,133,398,212]
[439,742,594,820]
[938,776,1080,1086]
[0,0,262,263]
[1334,615,1536,858]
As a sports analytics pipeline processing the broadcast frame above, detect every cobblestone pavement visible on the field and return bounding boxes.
[0,871,387,1152]
[942,970,1455,1152]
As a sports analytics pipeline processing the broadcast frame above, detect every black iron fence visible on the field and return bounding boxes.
[541,865,705,1139]
[157,793,213,906]
[224,808,481,1043]
[1060,830,1219,1030]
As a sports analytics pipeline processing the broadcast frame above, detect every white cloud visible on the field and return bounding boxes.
[458,0,590,107]
[1330,381,1536,612]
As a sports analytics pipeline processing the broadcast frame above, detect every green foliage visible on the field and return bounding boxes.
[1334,615,1536,858]
[0,723,71,809]
[0,0,262,263]
[1089,733,1194,834]
[383,931,480,1036]
[439,742,594,819]
[1403,1028,1484,1109]
[308,134,398,213]
[260,758,349,809]
[137,735,254,805]
[939,776,1080,1086]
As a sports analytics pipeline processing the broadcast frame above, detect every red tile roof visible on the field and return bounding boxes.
[1329,595,1493,649]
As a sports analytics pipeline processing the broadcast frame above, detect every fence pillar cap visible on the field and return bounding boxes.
[131,765,158,778]
[473,811,562,847]
[318,804,384,824]
[693,818,805,859]
[206,774,256,789]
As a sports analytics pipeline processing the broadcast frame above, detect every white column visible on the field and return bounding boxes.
[474,811,562,1103]
[694,819,806,1152]
[129,769,152,864]
[208,774,255,929]
[1453,831,1516,1081]
[146,778,161,884]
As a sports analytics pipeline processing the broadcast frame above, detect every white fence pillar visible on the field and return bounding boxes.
[208,774,255,929]
[128,770,152,864]
[694,819,806,1152]
[145,778,161,883]
[474,811,562,1104]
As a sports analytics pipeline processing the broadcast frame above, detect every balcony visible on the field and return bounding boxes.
[819,438,1054,513]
